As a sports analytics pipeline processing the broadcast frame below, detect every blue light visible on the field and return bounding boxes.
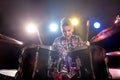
[49,23,58,32]
[94,22,101,29]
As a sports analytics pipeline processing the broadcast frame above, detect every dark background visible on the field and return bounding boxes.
[0,0,120,69]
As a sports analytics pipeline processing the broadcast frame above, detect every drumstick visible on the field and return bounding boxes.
[36,29,43,45]
[86,20,90,42]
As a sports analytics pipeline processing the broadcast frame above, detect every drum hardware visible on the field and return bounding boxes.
[104,57,112,79]
[88,48,96,80]
[75,56,82,78]
[32,46,39,79]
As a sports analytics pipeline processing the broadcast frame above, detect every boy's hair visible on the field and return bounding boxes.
[60,17,72,27]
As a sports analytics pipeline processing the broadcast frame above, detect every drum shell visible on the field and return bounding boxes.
[15,45,109,80]
[89,45,109,80]
[68,47,90,69]
[67,46,93,79]
[68,45,109,80]
[15,46,55,80]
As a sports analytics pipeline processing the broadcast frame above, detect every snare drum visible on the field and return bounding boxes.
[15,45,57,80]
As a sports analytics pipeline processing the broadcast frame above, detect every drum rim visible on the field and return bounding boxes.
[66,45,88,53]
[22,44,56,51]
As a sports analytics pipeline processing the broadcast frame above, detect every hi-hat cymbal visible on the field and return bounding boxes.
[0,34,23,45]
[90,22,120,43]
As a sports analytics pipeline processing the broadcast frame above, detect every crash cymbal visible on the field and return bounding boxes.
[106,51,120,56]
[0,34,23,45]
[90,22,120,43]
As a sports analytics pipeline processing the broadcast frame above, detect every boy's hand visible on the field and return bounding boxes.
[85,41,90,46]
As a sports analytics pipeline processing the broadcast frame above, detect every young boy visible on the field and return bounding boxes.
[53,17,84,54]
[48,17,92,80]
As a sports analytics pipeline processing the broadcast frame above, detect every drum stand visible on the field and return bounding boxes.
[89,49,96,80]
[32,31,43,79]
[75,56,81,78]
[32,46,39,79]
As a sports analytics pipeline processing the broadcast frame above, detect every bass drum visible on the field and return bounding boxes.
[15,45,57,80]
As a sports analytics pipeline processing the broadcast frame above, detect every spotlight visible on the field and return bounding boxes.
[94,22,101,29]
[49,23,58,32]
[71,18,79,26]
[25,23,37,33]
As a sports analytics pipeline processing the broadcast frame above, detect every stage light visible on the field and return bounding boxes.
[93,22,101,29]
[25,23,37,33]
[25,22,43,45]
[49,23,58,32]
[71,18,79,26]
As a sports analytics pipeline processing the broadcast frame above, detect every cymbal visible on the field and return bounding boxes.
[90,22,120,43]
[0,34,23,45]
[106,51,120,56]
[0,69,17,77]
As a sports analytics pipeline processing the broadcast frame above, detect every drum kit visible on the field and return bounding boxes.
[0,17,120,80]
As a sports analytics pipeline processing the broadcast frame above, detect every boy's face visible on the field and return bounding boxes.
[61,26,74,39]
